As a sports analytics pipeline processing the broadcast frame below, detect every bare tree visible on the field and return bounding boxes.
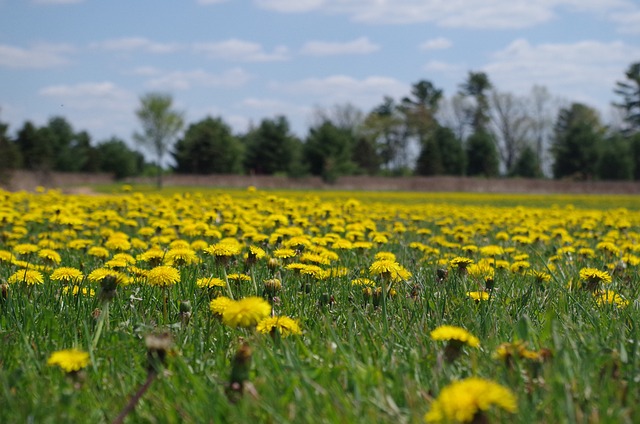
[528,85,557,176]
[436,94,471,141]
[489,90,532,173]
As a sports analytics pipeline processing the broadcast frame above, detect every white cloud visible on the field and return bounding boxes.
[39,81,133,105]
[424,60,463,73]
[255,0,636,29]
[483,38,640,108]
[254,0,324,13]
[419,37,452,51]
[610,9,640,34]
[194,39,289,62]
[90,37,181,54]
[0,43,73,69]
[33,0,84,4]
[301,37,379,56]
[145,68,252,91]
[274,75,408,107]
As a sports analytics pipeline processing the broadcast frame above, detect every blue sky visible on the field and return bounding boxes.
[1,0,639,146]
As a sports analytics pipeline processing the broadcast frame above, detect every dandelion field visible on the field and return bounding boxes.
[2,187,640,423]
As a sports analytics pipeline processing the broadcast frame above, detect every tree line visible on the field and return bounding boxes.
[1,62,639,187]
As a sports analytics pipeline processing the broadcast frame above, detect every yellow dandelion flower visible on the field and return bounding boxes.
[38,249,61,265]
[8,269,44,285]
[222,296,271,328]
[87,268,130,286]
[449,257,474,270]
[594,290,628,307]
[430,325,480,348]
[227,273,252,282]
[197,276,226,288]
[369,259,412,282]
[466,291,490,302]
[13,243,39,256]
[209,296,234,315]
[273,248,297,259]
[205,241,242,258]
[509,260,531,274]
[146,265,180,287]
[257,316,302,337]
[47,348,90,373]
[424,377,517,423]
[165,247,199,266]
[87,246,110,259]
[50,267,84,284]
[351,278,376,286]
[579,267,612,285]
[62,285,95,297]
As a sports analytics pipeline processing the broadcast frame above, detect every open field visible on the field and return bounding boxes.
[3,170,640,195]
[1,187,640,423]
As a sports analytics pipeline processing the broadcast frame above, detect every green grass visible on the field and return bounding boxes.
[1,189,639,423]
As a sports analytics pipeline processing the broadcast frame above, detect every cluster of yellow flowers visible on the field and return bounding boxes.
[2,188,639,422]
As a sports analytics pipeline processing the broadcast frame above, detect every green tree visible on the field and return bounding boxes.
[614,62,640,133]
[96,137,144,180]
[362,97,409,173]
[551,103,603,180]
[173,117,244,174]
[134,93,184,189]
[15,121,54,171]
[304,121,356,183]
[466,131,499,177]
[459,71,493,133]
[351,135,381,175]
[400,80,443,145]
[510,145,543,178]
[597,134,632,180]
[243,116,303,176]
[0,119,22,184]
[435,126,465,175]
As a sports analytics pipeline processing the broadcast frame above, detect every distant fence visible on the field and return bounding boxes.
[3,171,640,194]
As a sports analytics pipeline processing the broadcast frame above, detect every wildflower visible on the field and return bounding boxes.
[227,273,252,283]
[62,285,95,297]
[210,296,234,316]
[222,296,271,328]
[165,247,199,266]
[13,243,39,256]
[50,267,84,284]
[273,248,296,259]
[146,265,180,287]
[87,246,110,259]
[246,245,266,265]
[8,269,44,285]
[527,269,551,285]
[431,325,480,362]
[449,257,474,274]
[263,278,282,296]
[87,268,130,287]
[579,267,612,291]
[257,316,302,338]
[47,348,90,373]
[424,377,517,423]
[137,247,165,266]
[466,291,490,302]
[197,276,226,289]
[594,290,629,307]
[351,278,376,287]
[205,240,242,262]
[467,263,494,285]
[38,249,61,265]
[369,259,412,282]
[510,260,531,274]
[479,245,504,257]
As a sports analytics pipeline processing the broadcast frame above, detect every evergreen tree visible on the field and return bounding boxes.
[96,137,144,179]
[597,134,632,180]
[551,103,603,180]
[173,117,243,174]
[304,121,356,183]
[510,145,543,178]
[466,131,499,177]
[243,116,302,176]
[614,62,640,133]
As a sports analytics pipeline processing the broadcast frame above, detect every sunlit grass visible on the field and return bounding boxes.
[1,186,639,423]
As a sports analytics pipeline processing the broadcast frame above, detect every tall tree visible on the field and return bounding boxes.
[459,71,493,133]
[597,134,632,180]
[614,62,640,133]
[362,97,410,173]
[510,145,543,178]
[173,117,244,174]
[97,137,144,179]
[243,116,303,176]
[400,80,443,145]
[0,118,22,184]
[529,85,556,174]
[465,131,499,177]
[15,121,54,171]
[304,121,356,183]
[489,90,532,173]
[551,103,603,180]
[134,93,184,189]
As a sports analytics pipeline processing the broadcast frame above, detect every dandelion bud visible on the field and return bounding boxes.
[267,257,280,270]
[263,278,282,297]
[1,282,8,300]
[145,332,173,373]
[436,268,448,282]
[227,343,252,403]
[179,300,192,325]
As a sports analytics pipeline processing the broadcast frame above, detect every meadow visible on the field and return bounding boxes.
[1,185,640,423]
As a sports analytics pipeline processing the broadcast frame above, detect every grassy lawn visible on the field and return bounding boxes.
[1,187,639,423]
